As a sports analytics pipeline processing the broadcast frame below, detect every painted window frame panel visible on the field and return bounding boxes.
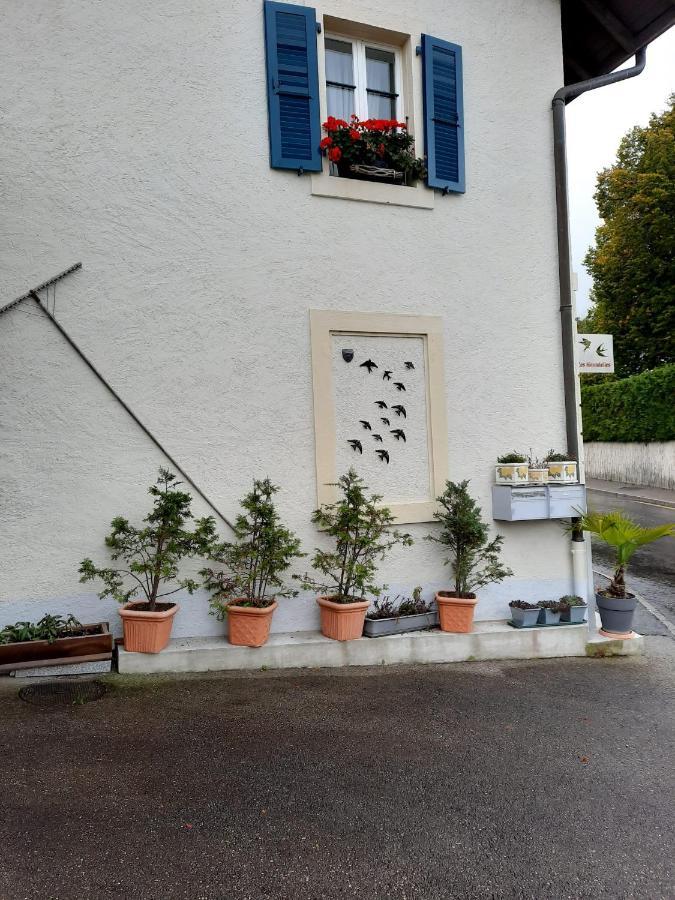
[422,33,465,193]
[309,310,449,524]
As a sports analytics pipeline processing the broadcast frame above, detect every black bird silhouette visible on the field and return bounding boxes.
[382,370,393,381]
[359,420,372,430]
[360,359,378,373]
[348,439,362,454]
[393,382,406,392]
[381,417,390,426]
[375,400,388,409]
[376,449,390,464]
[390,429,406,442]
[404,361,415,370]
[391,405,406,418]
[372,434,383,442]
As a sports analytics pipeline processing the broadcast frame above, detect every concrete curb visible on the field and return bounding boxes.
[586,481,675,510]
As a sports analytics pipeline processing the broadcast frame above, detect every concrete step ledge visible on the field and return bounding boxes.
[116,620,630,675]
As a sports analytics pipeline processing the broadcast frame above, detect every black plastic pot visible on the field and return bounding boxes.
[596,591,637,634]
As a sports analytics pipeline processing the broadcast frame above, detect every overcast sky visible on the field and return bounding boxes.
[566,27,674,317]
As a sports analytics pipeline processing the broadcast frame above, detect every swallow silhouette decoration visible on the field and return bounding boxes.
[579,337,592,352]
[359,420,372,430]
[381,417,390,426]
[382,370,393,381]
[348,439,363,453]
[372,434,383,442]
[375,400,388,409]
[360,359,378,373]
[404,361,415,370]
[390,429,406,442]
[393,382,406,392]
[391,405,406,418]
[376,449,390,464]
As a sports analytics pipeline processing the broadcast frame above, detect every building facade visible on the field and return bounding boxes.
[2,0,583,638]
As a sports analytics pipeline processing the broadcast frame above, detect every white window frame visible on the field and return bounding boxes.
[324,34,404,124]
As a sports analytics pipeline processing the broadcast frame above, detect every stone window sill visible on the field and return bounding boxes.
[310,173,434,209]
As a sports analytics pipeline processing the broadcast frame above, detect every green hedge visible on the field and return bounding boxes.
[581,364,675,442]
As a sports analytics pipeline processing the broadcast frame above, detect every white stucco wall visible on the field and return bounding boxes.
[0,0,574,637]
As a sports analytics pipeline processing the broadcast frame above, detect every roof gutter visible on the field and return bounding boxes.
[552,46,646,471]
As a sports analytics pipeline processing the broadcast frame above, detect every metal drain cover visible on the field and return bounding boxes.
[19,680,106,706]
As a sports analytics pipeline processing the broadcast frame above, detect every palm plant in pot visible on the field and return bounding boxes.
[575,510,674,637]
[79,468,217,653]
[427,480,513,633]
[201,478,303,648]
[298,468,413,641]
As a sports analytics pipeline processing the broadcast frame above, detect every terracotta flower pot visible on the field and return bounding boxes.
[435,592,478,633]
[227,601,277,647]
[317,596,369,641]
[119,601,179,653]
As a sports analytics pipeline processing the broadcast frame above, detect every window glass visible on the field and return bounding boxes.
[366,47,395,119]
[325,38,355,119]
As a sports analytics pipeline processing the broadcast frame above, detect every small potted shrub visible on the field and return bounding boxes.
[427,480,513,633]
[544,450,578,484]
[527,451,549,485]
[298,468,413,641]
[363,587,437,637]
[0,614,113,672]
[574,510,674,636]
[79,468,217,653]
[201,478,303,648]
[537,600,564,625]
[495,452,529,485]
[559,595,588,624]
[508,600,540,628]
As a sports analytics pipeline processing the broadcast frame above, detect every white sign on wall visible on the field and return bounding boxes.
[577,334,614,373]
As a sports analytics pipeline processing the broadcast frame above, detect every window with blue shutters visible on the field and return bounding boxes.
[264,1,322,171]
[421,34,465,193]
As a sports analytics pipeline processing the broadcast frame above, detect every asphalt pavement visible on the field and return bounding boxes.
[1,639,674,900]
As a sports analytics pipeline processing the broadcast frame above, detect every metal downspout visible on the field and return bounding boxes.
[552,47,647,603]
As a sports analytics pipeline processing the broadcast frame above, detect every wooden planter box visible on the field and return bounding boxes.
[0,622,113,673]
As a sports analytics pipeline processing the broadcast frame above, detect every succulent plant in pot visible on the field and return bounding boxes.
[544,449,578,483]
[297,468,413,641]
[79,468,217,653]
[508,600,540,628]
[559,595,588,624]
[537,599,565,625]
[574,511,675,637]
[427,480,513,633]
[495,451,529,485]
[201,478,303,648]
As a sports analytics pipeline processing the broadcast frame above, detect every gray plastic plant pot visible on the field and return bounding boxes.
[596,592,637,634]
[509,607,540,628]
[363,611,439,638]
[561,605,588,624]
[537,608,561,625]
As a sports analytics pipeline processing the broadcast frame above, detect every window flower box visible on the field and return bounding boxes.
[0,621,113,673]
[321,116,426,186]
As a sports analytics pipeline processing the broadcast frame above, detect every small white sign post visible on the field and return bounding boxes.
[577,334,614,373]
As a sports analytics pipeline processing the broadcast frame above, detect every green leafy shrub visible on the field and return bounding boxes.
[79,468,217,611]
[427,480,513,597]
[581,364,675,442]
[201,478,303,617]
[298,468,413,603]
[497,452,527,464]
[0,614,83,645]
[544,449,574,463]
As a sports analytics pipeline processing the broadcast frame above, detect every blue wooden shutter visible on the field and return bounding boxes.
[421,34,465,192]
[264,1,322,172]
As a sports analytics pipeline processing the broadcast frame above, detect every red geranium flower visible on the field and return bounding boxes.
[349,129,360,141]
[320,136,333,148]
[328,146,342,162]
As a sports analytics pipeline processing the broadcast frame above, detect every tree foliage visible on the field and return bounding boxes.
[201,478,303,614]
[79,468,217,610]
[581,363,675,442]
[427,480,512,597]
[582,96,675,377]
[298,468,413,602]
